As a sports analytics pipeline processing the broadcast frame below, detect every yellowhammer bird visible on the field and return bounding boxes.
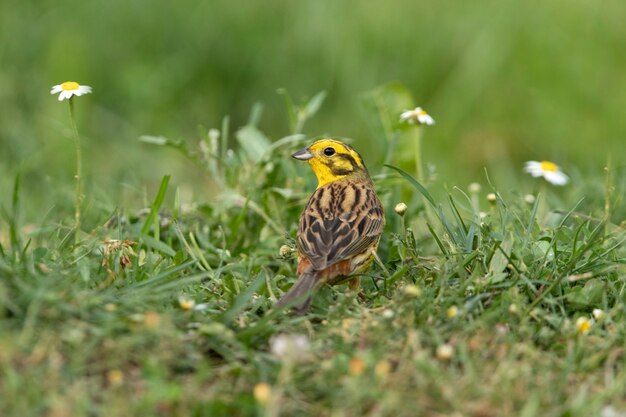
[275,139,385,314]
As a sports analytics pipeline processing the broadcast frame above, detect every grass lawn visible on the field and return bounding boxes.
[1,90,626,417]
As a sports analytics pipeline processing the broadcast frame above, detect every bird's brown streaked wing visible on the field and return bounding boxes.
[297,180,384,271]
[332,206,384,261]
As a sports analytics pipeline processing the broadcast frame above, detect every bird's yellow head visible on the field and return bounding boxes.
[292,139,368,188]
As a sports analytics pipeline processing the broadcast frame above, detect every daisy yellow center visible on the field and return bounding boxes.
[61,81,80,91]
[576,318,591,334]
[540,161,558,172]
[418,110,427,116]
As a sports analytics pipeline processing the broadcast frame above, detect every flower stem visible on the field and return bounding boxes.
[399,215,407,263]
[68,98,83,244]
[412,126,434,223]
[532,181,549,226]
[413,126,424,183]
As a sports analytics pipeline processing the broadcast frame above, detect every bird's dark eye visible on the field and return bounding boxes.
[323,147,336,156]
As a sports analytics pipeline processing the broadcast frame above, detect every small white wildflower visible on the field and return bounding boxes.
[592,308,605,321]
[381,309,395,319]
[468,182,481,193]
[575,316,593,334]
[524,161,569,186]
[394,202,408,216]
[403,284,421,297]
[279,244,292,257]
[436,344,454,361]
[270,334,310,360]
[193,303,209,312]
[178,296,195,311]
[50,81,92,101]
[208,128,220,142]
[486,193,497,204]
[400,107,435,125]
[207,128,220,157]
[601,405,626,417]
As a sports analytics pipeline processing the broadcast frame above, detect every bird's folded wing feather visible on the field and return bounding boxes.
[297,181,384,271]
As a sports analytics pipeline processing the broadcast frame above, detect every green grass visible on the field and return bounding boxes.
[1,92,625,417]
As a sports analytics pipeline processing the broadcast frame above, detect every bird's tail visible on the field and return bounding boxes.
[274,272,318,315]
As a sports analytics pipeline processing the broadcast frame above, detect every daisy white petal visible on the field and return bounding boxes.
[59,90,71,101]
[75,85,92,96]
[400,107,435,126]
[50,85,63,94]
[523,161,542,177]
[400,110,417,124]
[417,112,435,125]
[193,303,209,311]
[544,170,569,185]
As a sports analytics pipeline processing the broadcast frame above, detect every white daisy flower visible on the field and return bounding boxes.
[523,161,569,186]
[592,308,605,320]
[269,333,310,361]
[400,107,435,125]
[575,316,593,334]
[178,296,195,311]
[436,343,454,361]
[51,81,92,101]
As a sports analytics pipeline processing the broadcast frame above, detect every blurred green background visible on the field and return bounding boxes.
[1,0,625,220]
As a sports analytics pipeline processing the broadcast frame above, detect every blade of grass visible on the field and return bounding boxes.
[448,195,468,235]
[219,271,266,324]
[126,259,196,290]
[527,192,540,235]
[277,88,298,134]
[140,234,176,257]
[385,164,436,208]
[10,172,21,255]
[221,115,230,162]
[426,222,449,256]
[140,175,171,236]
[174,223,212,272]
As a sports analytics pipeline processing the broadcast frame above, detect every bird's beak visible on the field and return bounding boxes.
[291,147,314,161]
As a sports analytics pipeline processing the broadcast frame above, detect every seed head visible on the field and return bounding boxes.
[394,202,408,216]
